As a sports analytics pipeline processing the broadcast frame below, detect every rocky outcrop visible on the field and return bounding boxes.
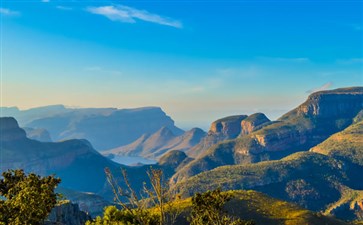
[296,87,363,119]
[186,115,247,157]
[240,113,270,136]
[209,115,247,138]
[0,117,27,141]
[172,87,363,183]
[46,201,91,225]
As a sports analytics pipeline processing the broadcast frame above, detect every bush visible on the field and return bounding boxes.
[0,169,61,225]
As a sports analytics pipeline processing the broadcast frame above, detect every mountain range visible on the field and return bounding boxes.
[1,86,362,223]
[0,106,183,150]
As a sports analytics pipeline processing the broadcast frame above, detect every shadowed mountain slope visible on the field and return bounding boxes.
[104,127,206,159]
[172,87,363,184]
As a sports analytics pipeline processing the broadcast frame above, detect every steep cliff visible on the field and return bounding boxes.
[240,113,271,136]
[172,87,363,183]
[186,115,247,157]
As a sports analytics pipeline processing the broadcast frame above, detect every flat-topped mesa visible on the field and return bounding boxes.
[0,117,27,141]
[281,87,363,120]
[240,113,271,136]
[209,115,248,138]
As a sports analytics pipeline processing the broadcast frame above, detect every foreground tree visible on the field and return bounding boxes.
[0,169,61,225]
[189,189,255,225]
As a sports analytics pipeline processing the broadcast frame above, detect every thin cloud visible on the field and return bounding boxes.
[306,82,333,94]
[86,5,182,28]
[0,8,20,16]
[258,57,310,63]
[56,6,73,10]
[41,0,50,2]
[336,58,363,65]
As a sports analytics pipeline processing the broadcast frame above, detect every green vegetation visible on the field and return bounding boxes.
[87,168,182,225]
[189,189,254,225]
[311,121,363,166]
[0,169,61,225]
[175,152,348,211]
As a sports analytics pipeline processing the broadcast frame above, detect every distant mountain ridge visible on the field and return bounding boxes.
[104,127,206,159]
[1,105,183,150]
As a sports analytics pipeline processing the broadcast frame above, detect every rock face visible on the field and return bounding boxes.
[186,115,247,157]
[46,201,91,225]
[104,127,206,159]
[2,105,183,151]
[296,88,363,119]
[24,127,52,142]
[172,87,363,184]
[0,117,27,141]
[209,115,247,138]
[240,113,270,136]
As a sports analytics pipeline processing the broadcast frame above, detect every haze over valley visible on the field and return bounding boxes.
[0,1,362,224]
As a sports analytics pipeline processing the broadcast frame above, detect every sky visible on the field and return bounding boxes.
[1,0,362,129]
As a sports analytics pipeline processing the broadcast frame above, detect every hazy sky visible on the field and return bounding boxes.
[1,0,362,129]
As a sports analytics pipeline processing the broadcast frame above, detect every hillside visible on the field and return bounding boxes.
[311,120,363,166]
[1,106,183,150]
[172,87,363,184]
[95,190,349,225]
[155,112,363,222]
[104,127,206,159]
[0,117,190,203]
[0,117,120,193]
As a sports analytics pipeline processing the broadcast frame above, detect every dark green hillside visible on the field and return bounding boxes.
[93,189,349,225]
[177,190,351,225]
[172,87,363,183]
[175,152,363,212]
[311,120,363,166]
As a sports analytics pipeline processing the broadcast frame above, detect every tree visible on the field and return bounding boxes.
[189,189,255,225]
[0,169,61,225]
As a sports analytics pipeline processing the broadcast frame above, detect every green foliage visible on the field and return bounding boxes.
[87,168,181,225]
[86,206,159,225]
[0,169,61,225]
[189,189,254,225]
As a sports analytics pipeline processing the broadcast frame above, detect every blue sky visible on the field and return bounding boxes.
[1,0,362,129]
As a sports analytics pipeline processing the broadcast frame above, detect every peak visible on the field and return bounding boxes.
[0,117,20,130]
[0,117,27,141]
[213,115,248,124]
[158,150,188,167]
[244,113,270,122]
[156,126,175,136]
[240,113,271,136]
[210,115,247,138]
[188,127,206,134]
